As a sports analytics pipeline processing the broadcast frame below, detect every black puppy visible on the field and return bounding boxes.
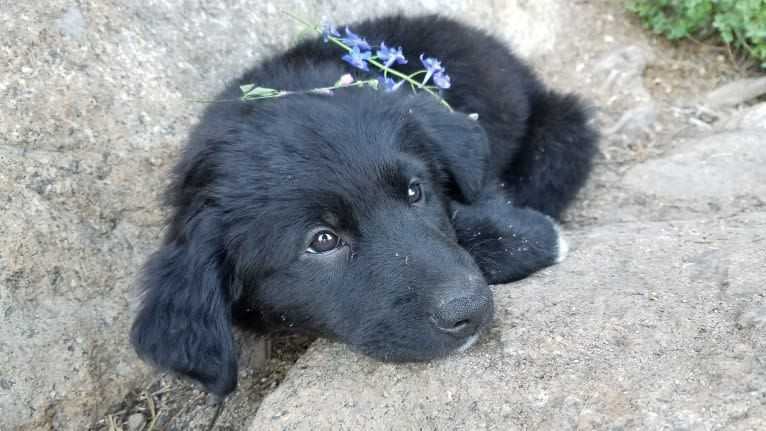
[131,14,597,397]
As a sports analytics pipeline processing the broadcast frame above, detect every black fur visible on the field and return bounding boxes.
[131,14,598,397]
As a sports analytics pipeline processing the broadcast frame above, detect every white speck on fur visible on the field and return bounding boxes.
[550,219,569,263]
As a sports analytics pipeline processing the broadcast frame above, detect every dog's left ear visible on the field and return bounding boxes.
[410,101,490,202]
[130,205,239,397]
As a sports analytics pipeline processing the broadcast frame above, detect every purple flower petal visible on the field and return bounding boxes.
[419,54,450,89]
[341,46,371,71]
[322,20,341,42]
[432,71,451,89]
[376,42,407,68]
[420,55,444,72]
[379,76,404,91]
[341,27,371,51]
[419,54,447,87]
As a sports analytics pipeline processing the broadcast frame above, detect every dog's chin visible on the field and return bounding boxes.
[455,332,482,353]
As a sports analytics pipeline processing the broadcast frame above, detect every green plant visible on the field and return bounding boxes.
[628,0,766,68]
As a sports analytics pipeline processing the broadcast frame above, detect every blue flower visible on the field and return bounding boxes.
[379,76,404,91]
[341,27,372,51]
[376,42,407,67]
[341,46,372,71]
[432,71,451,89]
[419,54,451,89]
[322,20,340,42]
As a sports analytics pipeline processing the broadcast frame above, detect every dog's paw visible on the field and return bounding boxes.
[452,200,568,284]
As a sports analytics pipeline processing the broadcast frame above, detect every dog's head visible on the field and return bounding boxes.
[131,89,494,396]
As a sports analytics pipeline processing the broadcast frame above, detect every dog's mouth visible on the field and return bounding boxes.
[355,292,495,363]
[454,300,494,352]
[402,277,496,360]
[449,305,494,354]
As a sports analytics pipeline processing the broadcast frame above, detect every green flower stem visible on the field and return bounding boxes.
[356,52,453,111]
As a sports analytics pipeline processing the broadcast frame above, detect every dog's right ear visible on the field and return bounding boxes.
[408,99,490,203]
[130,205,238,397]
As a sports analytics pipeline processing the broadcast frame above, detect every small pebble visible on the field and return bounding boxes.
[127,413,145,431]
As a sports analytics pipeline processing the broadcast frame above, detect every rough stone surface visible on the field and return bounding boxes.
[726,102,766,130]
[126,413,146,431]
[3,0,764,429]
[0,0,560,429]
[704,77,766,108]
[622,130,766,208]
[251,130,766,429]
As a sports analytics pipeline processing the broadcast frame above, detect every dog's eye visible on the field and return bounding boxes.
[307,230,342,254]
[407,181,423,204]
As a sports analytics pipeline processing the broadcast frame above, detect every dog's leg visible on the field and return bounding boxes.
[450,193,568,284]
[502,90,598,219]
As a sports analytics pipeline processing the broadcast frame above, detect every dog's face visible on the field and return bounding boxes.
[131,90,494,396]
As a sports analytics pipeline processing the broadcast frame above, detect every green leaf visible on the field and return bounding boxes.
[240,85,282,100]
[630,0,766,68]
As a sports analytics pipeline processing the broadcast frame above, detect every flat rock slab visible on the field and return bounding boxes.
[580,128,766,227]
[622,130,766,204]
[251,213,765,429]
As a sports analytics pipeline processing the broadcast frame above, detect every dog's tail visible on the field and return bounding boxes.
[503,90,599,219]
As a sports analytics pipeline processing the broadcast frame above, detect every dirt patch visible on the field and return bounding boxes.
[534,0,758,167]
[92,335,313,431]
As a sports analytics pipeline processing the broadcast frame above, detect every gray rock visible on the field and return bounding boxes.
[126,413,146,431]
[572,127,766,228]
[704,77,766,108]
[54,6,87,40]
[251,213,766,430]
[622,130,766,206]
[602,102,659,134]
[725,102,766,130]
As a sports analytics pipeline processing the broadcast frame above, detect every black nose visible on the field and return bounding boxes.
[432,293,492,338]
